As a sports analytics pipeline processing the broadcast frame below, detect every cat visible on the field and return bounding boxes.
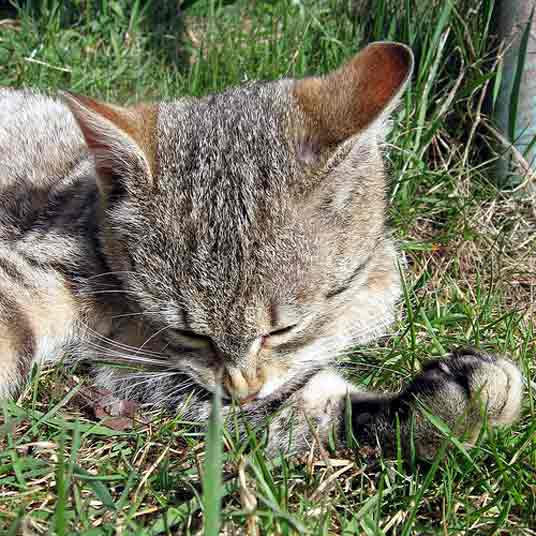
[0,42,523,460]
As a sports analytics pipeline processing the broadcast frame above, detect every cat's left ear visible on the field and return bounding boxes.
[293,41,413,158]
[61,92,157,195]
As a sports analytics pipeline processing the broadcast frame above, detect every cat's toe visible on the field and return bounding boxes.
[425,348,523,427]
[459,348,523,426]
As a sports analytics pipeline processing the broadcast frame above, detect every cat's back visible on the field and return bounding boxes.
[0,89,94,241]
[0,89,86,188]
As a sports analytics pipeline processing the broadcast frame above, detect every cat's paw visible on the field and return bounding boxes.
[397,348,523,460]
[410,348,523,428]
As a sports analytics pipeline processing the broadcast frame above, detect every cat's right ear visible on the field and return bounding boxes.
[293,42,413,161]
[60,92,158,196]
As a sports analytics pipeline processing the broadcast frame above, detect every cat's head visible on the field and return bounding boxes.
[64,42,413,404]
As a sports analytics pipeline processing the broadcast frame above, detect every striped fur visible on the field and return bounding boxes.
[0,43,523,459]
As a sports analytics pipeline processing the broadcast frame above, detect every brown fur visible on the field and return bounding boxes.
[294,42,413,147]
[62,92,159,182]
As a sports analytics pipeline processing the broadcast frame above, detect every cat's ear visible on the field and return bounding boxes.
[293,42,413,156]
[61,92,158,194]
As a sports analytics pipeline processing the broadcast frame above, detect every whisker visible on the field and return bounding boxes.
[139,324,174,350]
[88,351,170,367]
[112,373,193,393]
[86,270,139,281]
[79,289,166,302]
[78,321,168,357]
[110,311,164,320]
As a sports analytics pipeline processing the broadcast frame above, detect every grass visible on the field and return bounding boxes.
[0,0,535,533]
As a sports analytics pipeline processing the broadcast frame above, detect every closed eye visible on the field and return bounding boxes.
[261,324,297,347]
[167,329,212,350]
[269,324,296,337]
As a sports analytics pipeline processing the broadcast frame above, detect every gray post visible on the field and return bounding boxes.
[496,0,536,192]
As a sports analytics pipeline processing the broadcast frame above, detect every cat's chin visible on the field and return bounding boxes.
[235,365,325,412]
[256,376,290,399]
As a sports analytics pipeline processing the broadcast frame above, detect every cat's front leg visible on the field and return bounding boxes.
[0,255,85,399]
[268,349,523,460]
[350,348,523,460]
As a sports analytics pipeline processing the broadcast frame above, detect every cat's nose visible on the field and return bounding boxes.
[222,366,264,402]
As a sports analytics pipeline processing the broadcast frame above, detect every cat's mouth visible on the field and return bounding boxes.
[161,361,325,412]
[233,364,324,413]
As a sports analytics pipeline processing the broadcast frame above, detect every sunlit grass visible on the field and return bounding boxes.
[0,0,534,533]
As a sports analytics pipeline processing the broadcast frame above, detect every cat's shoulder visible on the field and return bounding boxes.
[0,88,85,177]
[0,87,70,118]
[0,87,94,215]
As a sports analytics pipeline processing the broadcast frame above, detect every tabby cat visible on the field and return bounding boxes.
[0,42,523,459]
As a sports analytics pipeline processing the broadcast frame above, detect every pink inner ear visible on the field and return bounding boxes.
[352,43,413,123]
[62,92,159,181]
[63,93,129,164]
[293,42,413,150]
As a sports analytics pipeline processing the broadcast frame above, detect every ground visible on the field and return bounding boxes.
[0,1,535,534]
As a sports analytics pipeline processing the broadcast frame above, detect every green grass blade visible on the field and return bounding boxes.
[54,432,67,536]
[72,464,117,511]
[202,380,223,536]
